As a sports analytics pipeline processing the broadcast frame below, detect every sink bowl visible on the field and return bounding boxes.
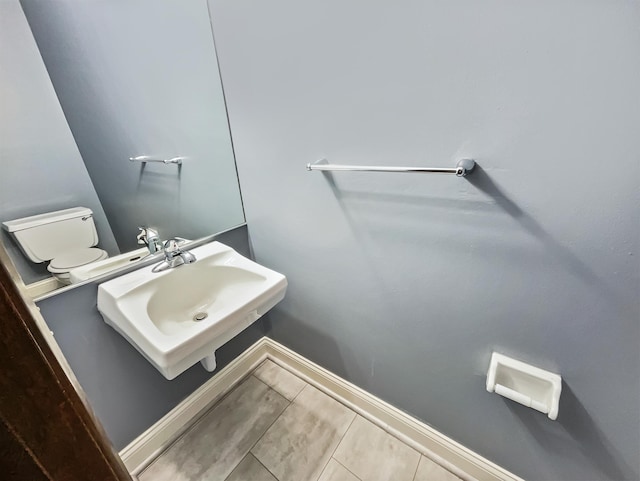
[97,241,287,379]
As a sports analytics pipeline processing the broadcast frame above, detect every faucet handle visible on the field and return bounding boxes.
[137,226,159,239]
[138,226,163,253]
[163,238,181,257]
[137,226,149,245]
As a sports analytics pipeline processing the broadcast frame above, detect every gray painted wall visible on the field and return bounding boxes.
[0,0,119,285]
[209,1,640,480]
[20,0,245,253]
[36,225,266,450]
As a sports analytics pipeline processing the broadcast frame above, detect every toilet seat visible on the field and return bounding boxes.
[47,247,108,274]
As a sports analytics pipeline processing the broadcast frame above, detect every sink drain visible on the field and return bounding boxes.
[193,312,208,321]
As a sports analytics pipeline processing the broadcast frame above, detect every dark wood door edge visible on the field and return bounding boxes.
[0,245,131,480]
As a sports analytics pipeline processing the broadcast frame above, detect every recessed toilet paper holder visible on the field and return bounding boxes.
[486,352,562,420]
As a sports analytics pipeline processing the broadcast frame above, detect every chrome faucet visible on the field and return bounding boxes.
[137,226,163,254]
[152,238,196,272]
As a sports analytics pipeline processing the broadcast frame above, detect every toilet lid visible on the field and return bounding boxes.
[47,248,107,273]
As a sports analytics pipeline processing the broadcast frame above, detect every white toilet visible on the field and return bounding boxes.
[2,206,109,285]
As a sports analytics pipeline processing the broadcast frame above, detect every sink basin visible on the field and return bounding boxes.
[97,241,287,379]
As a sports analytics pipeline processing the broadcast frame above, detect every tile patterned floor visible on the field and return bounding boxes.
[137,360,463,481]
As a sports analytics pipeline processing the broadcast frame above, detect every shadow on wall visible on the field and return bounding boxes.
[320,163,630,316]
[135,162,182,194]
[319,162,631,317]
[263,311,359,383]
[466,164,629,314]
[505,383,635,480]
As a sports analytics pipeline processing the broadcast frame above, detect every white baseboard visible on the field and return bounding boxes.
[120,337,524,481]
[25,277,61,298]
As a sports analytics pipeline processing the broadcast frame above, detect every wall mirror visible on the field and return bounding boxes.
[0,0,245,298]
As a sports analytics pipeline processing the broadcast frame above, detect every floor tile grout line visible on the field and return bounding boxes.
[254,374,305,403]
[244,403,292,480]
[289,377,310,403]
[219,374,292,481]
[252,376,357,481]
[221,453,279,481]
[142,371,284,480]
[315,413,359,481]
[137,371,258,477]
[210,372,291,481]
[289,380,306,400]
[244,379,298,467]
[309,412,358,481]
[248,375,294,438]
[331,456,364,481]
[227,365,309,481]
[256,358,307,401]
[330,412,358,460]
[315,462,332,481]
[411,454,423,481]
[332,413,422,481]
[259,360,359,481]
[251,452,281,481]
[141,360,302,480]
[251,373,292,405]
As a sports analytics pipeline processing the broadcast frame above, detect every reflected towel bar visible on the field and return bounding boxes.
[306,158,475,177]
[130,156,183,165]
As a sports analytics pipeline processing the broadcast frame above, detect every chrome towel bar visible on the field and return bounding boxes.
[307,158,475,177]
[129,155,183,165]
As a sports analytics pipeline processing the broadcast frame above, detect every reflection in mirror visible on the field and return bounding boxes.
[0,0,245,298]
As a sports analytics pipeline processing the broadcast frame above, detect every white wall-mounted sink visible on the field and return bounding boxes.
[97,241,287,379]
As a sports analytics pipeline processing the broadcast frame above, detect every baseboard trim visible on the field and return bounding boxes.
[119,337,524,481]
[25,277,61,298]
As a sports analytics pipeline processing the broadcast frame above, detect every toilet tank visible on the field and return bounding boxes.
[2,207,99,263]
